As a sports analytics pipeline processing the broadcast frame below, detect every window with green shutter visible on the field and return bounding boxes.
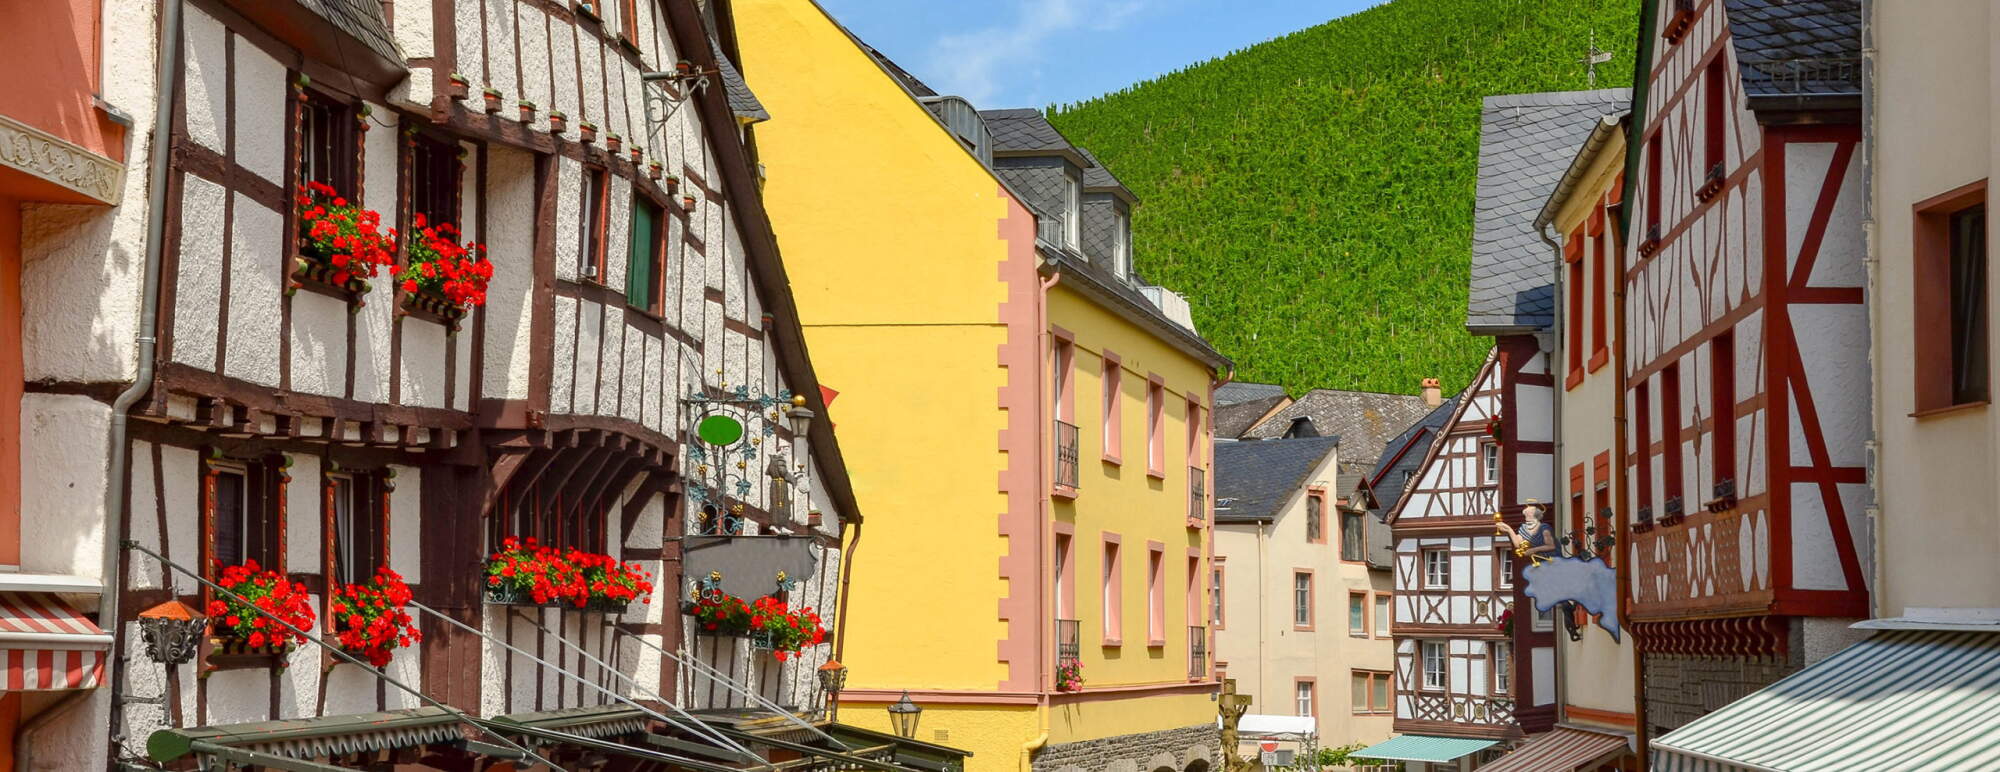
[627,194,664,312]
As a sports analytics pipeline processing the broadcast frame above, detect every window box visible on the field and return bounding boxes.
[290,254,371,303]
[1638,225,1663,258]
[628,147,644,165]
[1663,0,1695,44]
[1634,505,1655,533]
[1695,163,1726,202]
[1706,477,1738,513]
[400,287,468,330]
[1661,495,1687,526]
[664,174,680,194]
[206,636,293,670]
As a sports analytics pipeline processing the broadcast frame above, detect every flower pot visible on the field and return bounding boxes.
[482,92,503,114]
[606,135,623,153]
[447,74,470,100]
[290,254,370,302]
[519,105,537,123]
[579,125,597,143]
[664,176,680,194]
[628,148,643,164]
[549,114,568,133]
[401,287,468,330]
[648,162,663,180]
[681,195,697,212]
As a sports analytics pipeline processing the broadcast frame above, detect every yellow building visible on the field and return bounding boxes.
[735,4,1230,771]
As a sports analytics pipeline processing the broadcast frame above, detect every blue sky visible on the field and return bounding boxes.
[814,0,1389,110]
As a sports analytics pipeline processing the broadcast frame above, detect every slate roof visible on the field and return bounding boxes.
[1215,394,1287,439]
[1076,148,1133,199]
[1467,89,1631,332]
[710,37,769,123]
[1363,397,1459,517]
[1723,0,1862,98]
[1242,389,1434,476]
[1216,382,1287,406]
[860,43,938,97]
[981,109,1075,154]
[301,0,404,66]
[1213,437,1340,524]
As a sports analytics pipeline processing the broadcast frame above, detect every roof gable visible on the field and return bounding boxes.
[1214,437,1339,523]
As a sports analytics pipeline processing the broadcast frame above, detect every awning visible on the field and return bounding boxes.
[1478,726,1630,772]
[147,707,470,764]
[1652,629,2000,771]
[0,592,110,691]
[1351,734,1498,763]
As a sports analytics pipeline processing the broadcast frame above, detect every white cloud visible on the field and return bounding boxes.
[923,0,1146,106]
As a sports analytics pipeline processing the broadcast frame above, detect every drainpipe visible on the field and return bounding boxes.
[833,517,859,664]
[101,0,183,752]
[1536,222,1567,722]
[1858,0,1883,620]
[1029,270,1059,772]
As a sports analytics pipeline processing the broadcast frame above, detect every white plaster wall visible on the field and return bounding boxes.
[581,33,606,130]
[391,0,434,58]
[20,395,109,578]
[354,280,394,403]
[286,454,323,573]
[552,294,578,413]
[596,304,623,416]
[323,663,379,716]
[400,321,447,408]
[606,177,632,290]
[232,41,287,185]
[552,14,580,124]
[483,0,517,103]
[574,299,602,414]
[518,4,552,132]
[127,440,163,590]
[289,291,348,397]
[205,668,272,724]
[481,146,537,401]
[279,635,322,718]
[223,195,283,387]
[389,464,422,581]
[621,323,645,422]
[183,7,227,154]
[161,445,202,595]
[454,318,473,409]
[167,176,227,370]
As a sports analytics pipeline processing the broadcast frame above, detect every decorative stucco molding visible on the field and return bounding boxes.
[0,112,124,205]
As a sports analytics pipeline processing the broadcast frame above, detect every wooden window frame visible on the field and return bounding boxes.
[1661,363,1684,507]
[1589,206,1610,371]
[1566,227,1587,389]
[1210,561,1226,630]
[1339,509,1366,563]
[324,469,389,589]
[203,455,285,585]
[1347,591,1368,638]
[1492,641,1513,696]
[298,88,360,201]
[1635,381,1654,525]
[1420,640,1447,691]
[1644,138,1663,248]
[1305,490,1326,544]
[1373,593,1391,638]
[1498,551,1514,589]
[1351,669,1392,715]
[1913,179,1991,414]
[1422,548,1450,589]
[1101,351,1123,464]
[579,165,611,282]
[1292,570,1315,631]
[1294,677,1318,719]
[1704,57,1727,183]
[1053,532,1074,619]
[408,131,463,233]
[626,192,668,314]
[1479,439,1500,485]
[1711,332,1737,486]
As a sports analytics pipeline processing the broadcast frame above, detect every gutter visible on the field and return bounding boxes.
[101,0,184,753]
[1536,220,1568,723]
[1859,0,1883,620]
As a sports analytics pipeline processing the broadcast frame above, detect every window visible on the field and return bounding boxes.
[1352,671,1392,714]
[1147,547,1165,644]
[1053,339,1078,490]
[1914,183,1989,411]
[1590,210,1609,366]
[1210,565,1225,628]
[1704,57,1726,178]
[1292,571,1313,629]
[300,91,357,199]
[1063,165,1082,250]
[1662,363,1684,504]
[1340,511,1365,561]
[1295,679,1316,718]
[1711,332,1736,484]
[1567,228,1586,382]
[410,133,460,231]
[1054,534,1073,618]
[328,473,385,586]
[1480,440,1500,484]
[1422,548,1449,589]
[1305,492,1324,543]
[1374,594,1391,637]
[626,194,666,312]
[1645,138,1662,237]
[488,472,610,554]
[1493,642,1513,695]
[1348,592,1367,637]
[1186,555,1201,626]
[1102,540,1122,644]
[1498,551,1514,588]
[1051,339,1074,422]
[1421,641,1446,690]
[1146,380,1165,475]
[1594,483,1614,569]
[1533,603,1554,632]
[207,458,279,574]
[1635,381,1653,521]
[579,167,610,281]
[1111,207,1132,278]
[1101,356,1122,461]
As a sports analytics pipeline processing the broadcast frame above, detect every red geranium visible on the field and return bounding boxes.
[295,181,397,283]
[330,566,422,667]
[399,213,492,308]
[485,537,588,607]
[207,560,315,650]
[571,550,655,607]
[686,590,826,660]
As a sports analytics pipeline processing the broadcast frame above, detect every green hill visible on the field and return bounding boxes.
[1049,0,1638,395]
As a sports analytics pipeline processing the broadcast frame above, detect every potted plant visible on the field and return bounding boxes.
[684,589,826,662]
[397,214,492,328]
[628,146,643,164]
[548,110,568,133]
[681,194,697,212]
[573,552,655,613]
[1055,658,1084,692]
[518,100,537,123]
[294,181,396,297]
[675,60,692,75]
[485,537,588,607]
[664,174,680,194]
[605,133,623,154]
[207,560,316,657]
[579,122,598,143]
[647,161,663,180]
[1496,606,1515,637]
[447,72,471,100]
[330,567,422,667]
[481,88,503,114]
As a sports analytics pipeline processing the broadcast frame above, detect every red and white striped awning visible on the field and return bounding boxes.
[1479,725,1631,772]
[0,593,110,691]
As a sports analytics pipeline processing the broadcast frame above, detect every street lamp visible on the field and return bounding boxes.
[886,691,923,739]
[136,600,203,666]
[816,660,848,721]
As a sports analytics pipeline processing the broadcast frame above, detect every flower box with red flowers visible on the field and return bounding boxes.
[572,551,656,614]
[397,214,492,330]
[206,560,316,667]
[683,589,827,661]
[1055,658,1084,692]
[293,182,396,302]
[330,567,422,668]
[482,537,653,613]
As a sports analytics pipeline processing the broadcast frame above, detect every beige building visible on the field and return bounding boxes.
[1212,436,1396,752]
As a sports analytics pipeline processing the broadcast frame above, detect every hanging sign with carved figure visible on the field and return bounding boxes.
[1500,501,1621,641]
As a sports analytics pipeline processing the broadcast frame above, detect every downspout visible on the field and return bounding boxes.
[1536,222,1567,722]
[99,0,182,755]
[1858,0,1882,620]
[1025,269,1059,772]
[834,517,859,664]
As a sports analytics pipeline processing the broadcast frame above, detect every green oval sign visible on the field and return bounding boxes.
[697,414,745,446]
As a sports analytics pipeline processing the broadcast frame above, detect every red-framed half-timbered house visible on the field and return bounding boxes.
[1618,0,1866,743]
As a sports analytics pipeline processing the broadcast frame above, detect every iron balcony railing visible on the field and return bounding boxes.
[1054,420,1081,490]
[1188,625,1207,680]
[1187,466,1206,521]
[1056,619,1081,663]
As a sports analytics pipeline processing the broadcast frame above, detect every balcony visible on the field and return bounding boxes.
[1187,625,1207,680]
[1053,420,1080,493]
[1056,618,1082,692]
[1187,466,1206,525]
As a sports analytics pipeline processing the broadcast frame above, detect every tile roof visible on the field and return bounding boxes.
[301,0,404,67]
[1213,437,1339,523]
[1363,397,1459,517]
[981,109,1074,154]
[710,37,769,123]
[1243,389,1434,475]
[1723,0,1862,98]
[1215,394,1288,439]
[1468,89,1631,331]
[1216,382,1287,406]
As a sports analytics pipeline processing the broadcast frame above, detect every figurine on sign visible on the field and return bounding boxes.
[1497,499,1558,564]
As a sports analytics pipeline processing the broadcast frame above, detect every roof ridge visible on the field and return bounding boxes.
[1481,88,1634,110]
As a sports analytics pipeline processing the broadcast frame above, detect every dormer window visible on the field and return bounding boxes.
[1112,207,1131,278]
[1064,165,1081,251]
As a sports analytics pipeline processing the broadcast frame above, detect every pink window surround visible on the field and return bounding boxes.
[1146,375,1167,478]
[1211,558,1226,630]
[1101,350,1124,464]
[1293,568,1316,631]
[1147,542,1167,646]
[1051,327,1077,423]
[1184,552,1202,625]
[1101,533,1123,647]
[1053,527,1076,619]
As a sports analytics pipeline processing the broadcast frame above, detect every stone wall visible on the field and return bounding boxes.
[1035,723,1217,772]
[1640,652,1801,736]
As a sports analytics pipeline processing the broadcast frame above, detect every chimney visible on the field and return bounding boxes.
[1284,416,1319,439]
[1421,377,1442,407]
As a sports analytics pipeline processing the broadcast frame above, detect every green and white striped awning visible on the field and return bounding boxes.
[1653,629,2000,771]
[1350,734,1498,763]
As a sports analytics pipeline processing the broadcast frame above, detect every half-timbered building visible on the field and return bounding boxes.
[1618,0,1868,744]
[4,0,974,769]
